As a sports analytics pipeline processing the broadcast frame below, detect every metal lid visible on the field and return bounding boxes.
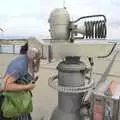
[57,61,87,73]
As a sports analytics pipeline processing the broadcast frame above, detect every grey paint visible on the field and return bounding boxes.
[50,58,89,120]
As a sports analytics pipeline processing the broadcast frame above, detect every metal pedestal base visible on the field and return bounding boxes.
[50,107,81,120]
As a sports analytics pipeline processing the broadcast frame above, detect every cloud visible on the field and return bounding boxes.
[0,0,120,38]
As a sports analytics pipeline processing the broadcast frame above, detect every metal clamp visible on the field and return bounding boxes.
[48,75,94,93]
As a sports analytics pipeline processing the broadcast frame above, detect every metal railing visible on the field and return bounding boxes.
[0,39,28,54]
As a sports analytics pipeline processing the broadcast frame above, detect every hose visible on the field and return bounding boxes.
[97,43,117,58]
[85,20,106,38]
[71,14,107,39]
[73,14,106,23]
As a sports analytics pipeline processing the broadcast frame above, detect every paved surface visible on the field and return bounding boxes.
[0,49,120,119]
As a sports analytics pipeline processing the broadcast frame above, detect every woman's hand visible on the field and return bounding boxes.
[26,83,36,90]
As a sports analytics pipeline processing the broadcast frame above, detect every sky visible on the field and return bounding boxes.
[0,0,120,39]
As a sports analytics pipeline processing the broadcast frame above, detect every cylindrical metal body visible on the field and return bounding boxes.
[48,8,70,40]
[50,57,87,120]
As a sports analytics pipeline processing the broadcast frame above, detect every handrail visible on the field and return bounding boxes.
[0,39,28,45]
[0,39,28,54]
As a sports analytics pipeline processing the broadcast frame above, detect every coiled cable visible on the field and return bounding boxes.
[85,20,106,39]
[71,14,107,39]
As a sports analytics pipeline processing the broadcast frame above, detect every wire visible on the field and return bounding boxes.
[70,14,107,40]
[97,43,117,58]
[72,14,106,23]
[85,20,106,38]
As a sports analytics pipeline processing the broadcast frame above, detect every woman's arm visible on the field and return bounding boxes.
[3,74,35,91]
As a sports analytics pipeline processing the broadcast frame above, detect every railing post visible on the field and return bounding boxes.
[0,45,1,53]
[13,44,15,54]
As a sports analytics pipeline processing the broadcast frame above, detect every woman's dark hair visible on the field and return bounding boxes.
[20,42,28,54]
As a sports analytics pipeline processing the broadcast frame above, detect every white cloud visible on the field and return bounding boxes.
[0,0,120,39]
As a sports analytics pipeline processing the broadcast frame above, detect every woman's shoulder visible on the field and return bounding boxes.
[7,55,28,73]
[10,55,27,66]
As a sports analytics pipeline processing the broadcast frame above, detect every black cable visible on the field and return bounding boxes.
[99,21,103,38]
[95,21,98,38]
[98,21,101,38]
[84,20,106,38]
[72,14,106,23]
[97,43,117,58]
[70,14,107,39]
[103,21,107,38]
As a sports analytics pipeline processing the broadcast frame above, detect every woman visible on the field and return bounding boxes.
[0,47,40,120]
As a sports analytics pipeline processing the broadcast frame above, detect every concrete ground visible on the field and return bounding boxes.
[0,49,120,119]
